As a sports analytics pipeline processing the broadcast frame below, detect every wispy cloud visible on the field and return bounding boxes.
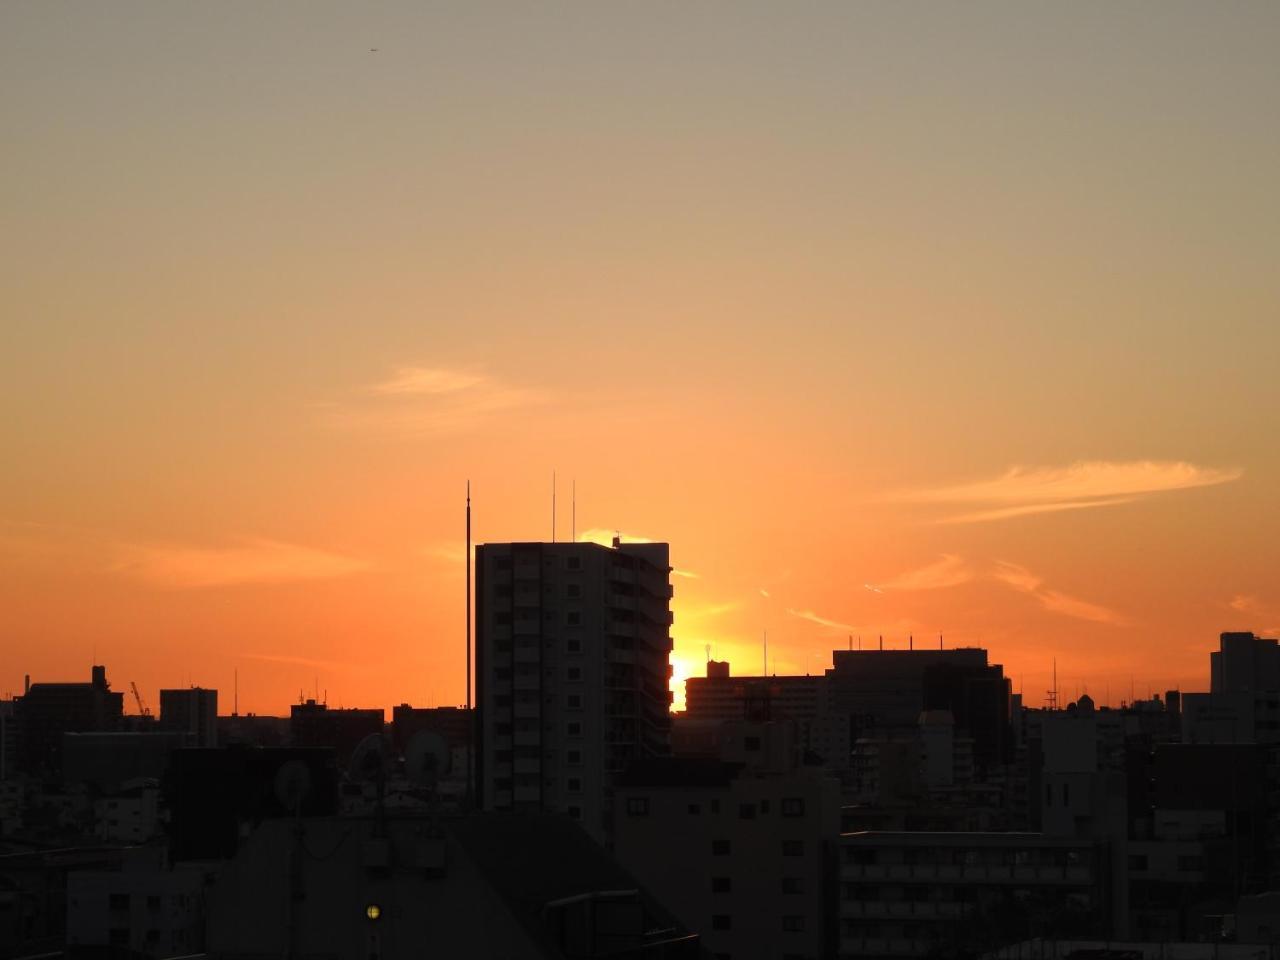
[869,554,973,592]
[370,368,487,396]
[114,539,369,589]
[242,652,356,670]
[681,600,743,621]
[327,366,542,436]
[787,608,855,632]
[672,568,700,580]
[420,542,465,565]
[992,560,1128,626]
[897,460,1242,524]
[1229,594,1265,616]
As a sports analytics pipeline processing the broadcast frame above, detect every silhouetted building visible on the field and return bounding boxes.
[163,746,340,861]
[203,813,701,959]
[615,744,841,960]
[159,686,218,747]
[289,700,384,767]
[476,539,674,841]
[1182,632,1280,743]
[62,730,188,792]
[838,831,1107,958]
[390,704,469,756]
[217,712,290,747]
[828,648,1012,775]
[15,665,124,776]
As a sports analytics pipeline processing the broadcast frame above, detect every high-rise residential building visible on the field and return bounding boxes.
[159,687,219,747]
[476,538,674,841]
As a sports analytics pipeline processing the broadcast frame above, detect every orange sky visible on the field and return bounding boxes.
[3,4,1278,715]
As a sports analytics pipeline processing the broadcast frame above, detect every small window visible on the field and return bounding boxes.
[568,778,581,792]
[712,914,731,931]
[782,915,805,933]
[626,797,650,816]
[568,694,582,709]
[568,805,581,819]
[568,722,582,736]
[567,638,581,652]
[744,736,762,751]
[567,584,581,598]
[782,839,804,857]
[688,803,702,815]
[739,803,756,820]
[781,797,805,817]
[712,839,730,856]
[712,876,731,893]
[567,667,581,681]
[567,557,581,570]
[567,612,581,626]
[568,750,581,764]
[782,876,803,895]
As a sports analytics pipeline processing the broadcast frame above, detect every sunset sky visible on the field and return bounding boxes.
[4,3,1278,714]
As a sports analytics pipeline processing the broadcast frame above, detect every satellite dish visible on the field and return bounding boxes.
[404,731,450,786]
[274,759,312,813]
[349,733,388,781]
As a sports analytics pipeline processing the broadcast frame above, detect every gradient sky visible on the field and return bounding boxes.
[4,2,1278,715]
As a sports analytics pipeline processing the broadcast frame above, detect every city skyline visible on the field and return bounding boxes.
[4,2,1279,716]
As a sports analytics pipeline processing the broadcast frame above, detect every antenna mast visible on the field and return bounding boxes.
[572,479,576,543]
[551,471,556,542]
[465,480,473,807]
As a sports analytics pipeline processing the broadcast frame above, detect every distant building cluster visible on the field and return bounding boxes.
[2,535,1280,960]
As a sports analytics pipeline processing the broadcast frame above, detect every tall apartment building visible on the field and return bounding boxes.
[159,687,218,747]
[476,538,674,842]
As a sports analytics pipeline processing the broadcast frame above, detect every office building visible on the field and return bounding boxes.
[15,665,125,776]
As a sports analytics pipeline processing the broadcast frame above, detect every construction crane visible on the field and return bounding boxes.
[130,681,152,718]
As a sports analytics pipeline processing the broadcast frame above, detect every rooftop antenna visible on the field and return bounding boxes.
[572,479,577,542]
[879,635,883,651]
[940,633,944,650]
[551,471,556,542]
[762,630,768,676]
[1046,658,1059,710]
[848,635,852,651]
[465,480,473,807]
[858,635,862,650]
[705,643,711,665]
[234,668,239,717]
[909,634,914,650]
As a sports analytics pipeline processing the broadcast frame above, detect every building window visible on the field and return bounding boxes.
[568,722,581,736]
[782,877,804,895]
[1063,783,1070,805]
[567,612,581,626]
[567,557,581,570]
[738,803,756,820]
[567,584,581,598]
[109,894,129,911]
[567,638,581,652]
[568,694,582,709]
[568,667,581,681]
[782,839,803,857]
[782,916,805,933]
[568,778,581,792]
[567,750,581,764]
[1128,854,1148,870]
[568,805,581,819]
[712,876,731,893]
[781,797,805,817]
[712,839,730,856]
[712,915,731,931]
[626,797,650,816]
[744,736,762,751]
[688,803,702,815]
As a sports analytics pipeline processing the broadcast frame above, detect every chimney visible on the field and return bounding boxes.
[92,665,106,689]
